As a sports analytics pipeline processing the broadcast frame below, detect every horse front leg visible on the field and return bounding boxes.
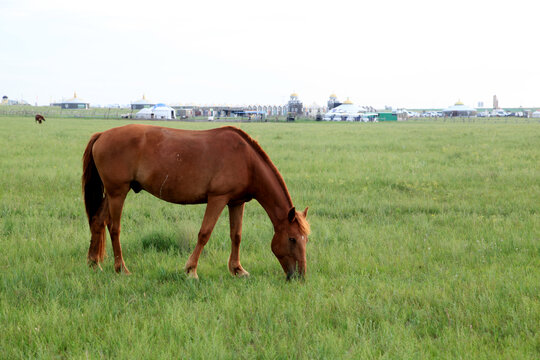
[228,203,250,277]
[106,189,130,274]
[184,196,228,279]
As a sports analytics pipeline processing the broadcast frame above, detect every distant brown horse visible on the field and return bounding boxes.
[35,114,45,124]
[82,124,310,280]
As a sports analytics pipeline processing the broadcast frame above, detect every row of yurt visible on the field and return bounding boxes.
[135,103,176,120]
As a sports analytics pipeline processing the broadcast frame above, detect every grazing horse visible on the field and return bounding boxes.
[82,124,310,280]
[35,114,46,124]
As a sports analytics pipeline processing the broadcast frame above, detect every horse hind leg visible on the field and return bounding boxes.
[87,196,110,270]
[106,189,130,274]
[228,203,249,277]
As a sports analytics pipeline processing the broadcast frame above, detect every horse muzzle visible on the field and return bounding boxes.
[286,261,306,281]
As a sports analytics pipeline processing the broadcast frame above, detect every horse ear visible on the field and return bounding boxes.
[288,207,296,222]
[302,207,309,217]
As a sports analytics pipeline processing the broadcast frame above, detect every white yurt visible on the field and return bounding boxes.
[322,98,368,121]
[131,94,155,110]
[532,110,540,118]
[135,103,176,120]
[442,101,477,117]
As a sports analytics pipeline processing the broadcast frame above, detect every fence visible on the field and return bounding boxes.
[0,106,297,122]
[408,116,540,124]
[6,106,535,124]
[0,105,132,119]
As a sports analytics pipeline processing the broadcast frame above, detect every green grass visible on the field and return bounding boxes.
[1,117,539,359]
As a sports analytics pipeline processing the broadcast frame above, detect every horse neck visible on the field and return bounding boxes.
[252,160,292,230]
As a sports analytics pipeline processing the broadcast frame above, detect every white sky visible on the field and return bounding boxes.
[1,0,538,109]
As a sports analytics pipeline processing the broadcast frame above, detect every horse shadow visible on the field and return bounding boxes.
[140,230,192,255]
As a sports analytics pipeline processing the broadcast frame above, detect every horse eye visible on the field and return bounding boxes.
[289,237,296,243]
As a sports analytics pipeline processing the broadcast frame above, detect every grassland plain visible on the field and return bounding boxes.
[0,116,539,359]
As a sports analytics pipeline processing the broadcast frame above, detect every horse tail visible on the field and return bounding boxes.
[83,132,110,263]
[82,132,104,225]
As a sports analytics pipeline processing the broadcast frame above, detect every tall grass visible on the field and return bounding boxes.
[1,117,539,358]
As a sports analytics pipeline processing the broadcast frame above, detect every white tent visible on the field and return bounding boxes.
[135,108,153,119]
[135,103,176,120]
[442,101,477,117]
[323,100,369,121]
[532,110,540,118]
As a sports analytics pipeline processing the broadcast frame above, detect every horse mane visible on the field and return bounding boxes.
[296,212,311,236]
[222,126,293,207]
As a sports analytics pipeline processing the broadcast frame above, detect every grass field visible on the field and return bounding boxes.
[1,116,539,359]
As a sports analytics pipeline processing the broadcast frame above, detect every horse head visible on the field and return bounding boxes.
[271,207,310,280]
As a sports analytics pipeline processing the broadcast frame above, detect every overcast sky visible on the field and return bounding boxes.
[1,0,538,109]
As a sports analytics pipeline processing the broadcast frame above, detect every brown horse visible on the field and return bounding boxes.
[82,124,310,280]
[35,114,45,124]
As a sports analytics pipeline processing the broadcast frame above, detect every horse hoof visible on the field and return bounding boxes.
[229,265,250,277]
[88,260,103,271]
[235,269,250,278]
[185,265,199,280]
[115,264,131,275]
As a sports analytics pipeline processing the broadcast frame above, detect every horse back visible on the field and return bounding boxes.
[92,124,255,204]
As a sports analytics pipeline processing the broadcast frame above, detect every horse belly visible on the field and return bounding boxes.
[137,164,211,204]
[139,158,250,205]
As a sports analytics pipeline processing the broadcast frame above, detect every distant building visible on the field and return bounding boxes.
[51,92,89,109]
[131,94,155,110]
[1,95,29,105]
[304,102,325,118]
[327,94,342,110]
[171,104,195,118]
[493,95,499,109]
[246,104,287,117]
[287,92,303,115]
[442,100,477,117]
[170,104,287,118]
